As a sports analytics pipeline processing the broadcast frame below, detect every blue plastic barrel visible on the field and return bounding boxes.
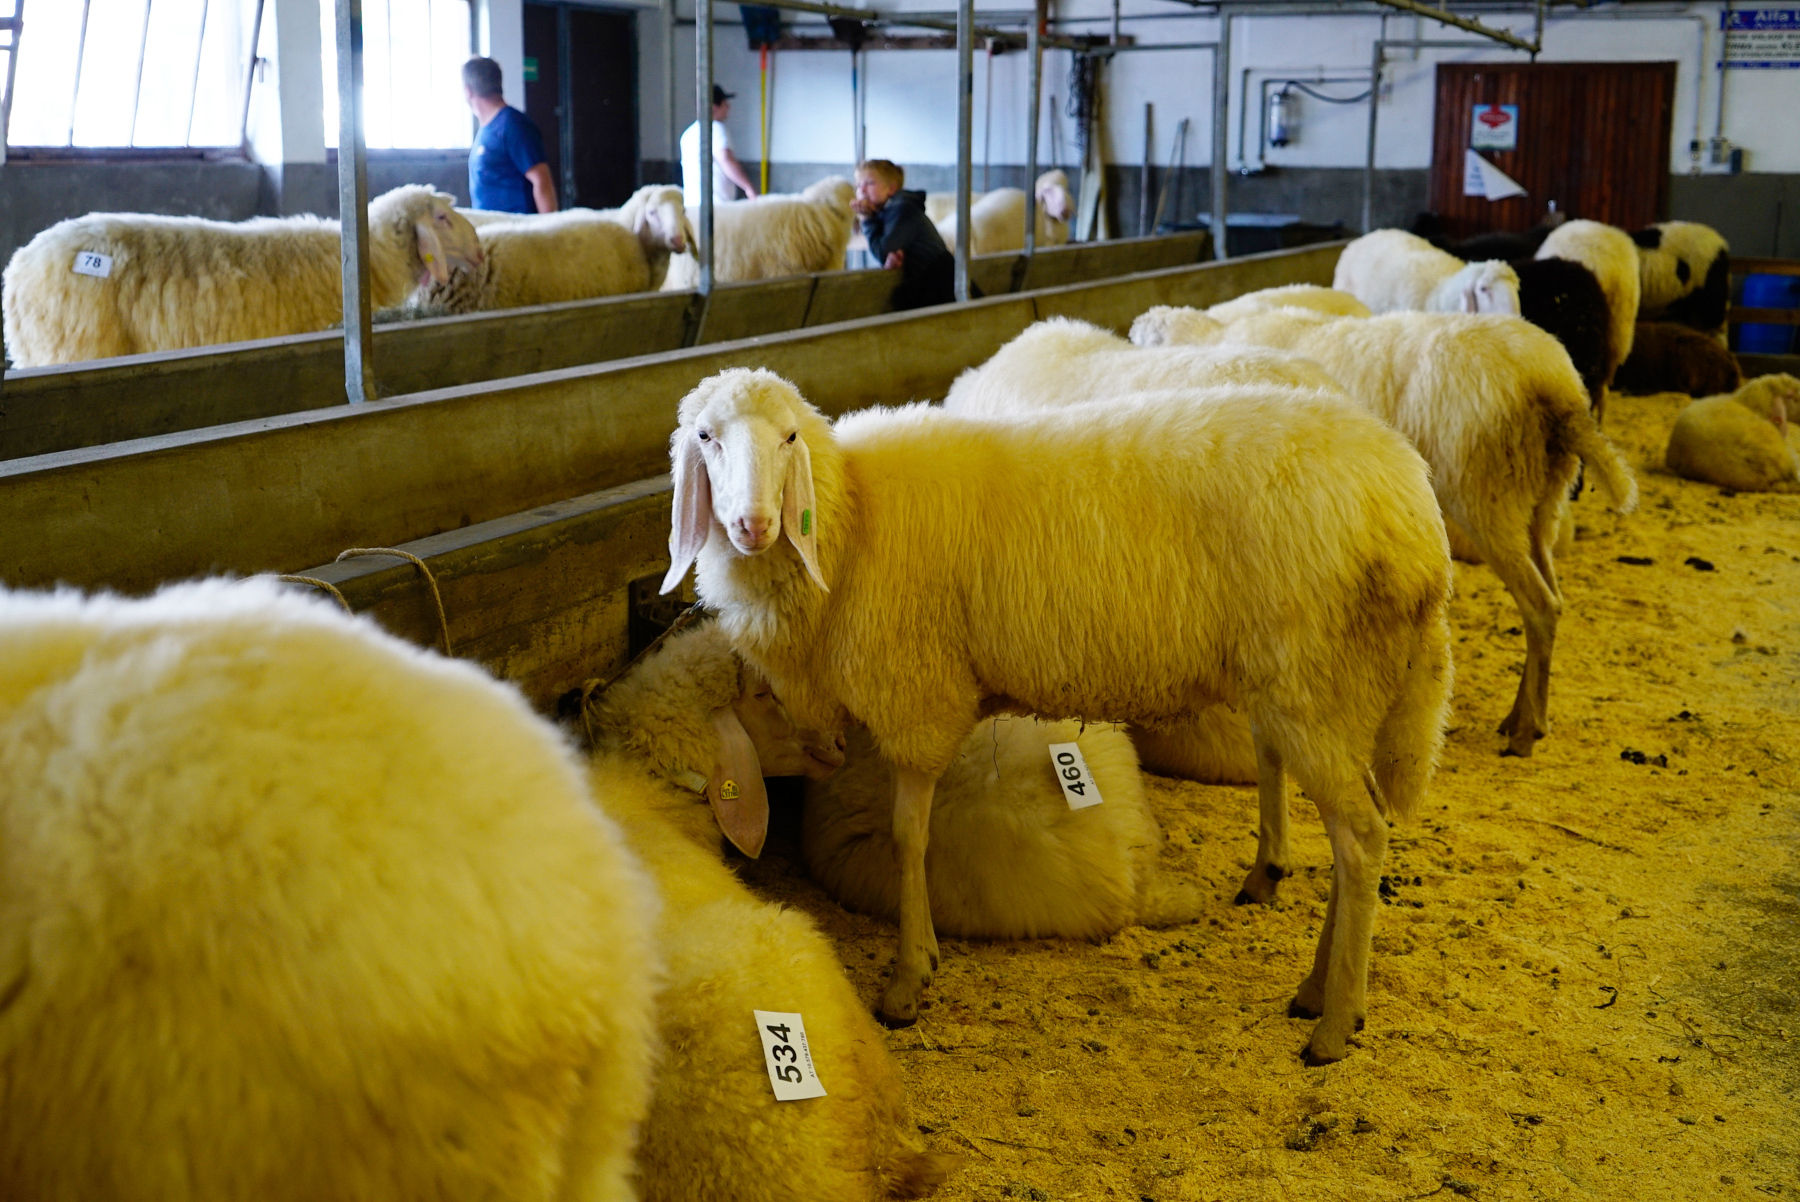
[1738,273,1800,354]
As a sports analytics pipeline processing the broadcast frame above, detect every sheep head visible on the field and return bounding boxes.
[663,368,830,596]
[1129,305,1226,348]
[1733,372,1798,433]
[1455,259,1521,316]
[371,186,485,287]
[1035,169,1074,222]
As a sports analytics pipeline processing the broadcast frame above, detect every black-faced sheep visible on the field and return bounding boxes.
[1633,220,1730,336]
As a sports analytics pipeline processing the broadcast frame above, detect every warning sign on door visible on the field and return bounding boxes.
[1470,104,1519,151]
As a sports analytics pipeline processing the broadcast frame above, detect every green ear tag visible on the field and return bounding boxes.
[800,509,813,536]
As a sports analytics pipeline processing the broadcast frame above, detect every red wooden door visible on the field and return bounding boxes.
[1429,61,1676,238]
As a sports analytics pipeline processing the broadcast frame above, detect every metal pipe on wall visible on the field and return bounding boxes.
[1211,12,1230,258]
[955,0,973,301]
[1024,3,1041,257]
[336,0,374,404]
[664,0,678,179]
[698,0,715,295]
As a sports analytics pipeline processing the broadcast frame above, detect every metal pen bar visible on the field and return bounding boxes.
[337,0,375,404]
[67,0,92,146]
[663,0,677,184]
[237,0,266,155]
[127,0,153,146]
[1023,2,1040,257]
[698,0,715,296]
[0,0,25,165]
[955,0,972,301]
[185,0,211,144]
[709,0,1086,51]
[1211,12,1229,258]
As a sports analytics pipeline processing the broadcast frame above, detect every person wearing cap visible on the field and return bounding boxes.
[680,85,759,209]
[462,56,557,214]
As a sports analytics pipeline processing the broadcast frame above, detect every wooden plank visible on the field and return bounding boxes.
[1029,240,1343,332]
[804,268,902,325]
[696,278,816,344]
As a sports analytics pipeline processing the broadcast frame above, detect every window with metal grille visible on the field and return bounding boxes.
[2,0,263,154]
[322,0,473,150]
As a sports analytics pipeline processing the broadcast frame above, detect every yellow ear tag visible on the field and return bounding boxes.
[720,780,740,800]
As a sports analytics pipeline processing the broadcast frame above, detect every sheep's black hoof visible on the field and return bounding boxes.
[876,1009,919,1030]
[1233,889,1257,906]
[1265,864,1286,881]
[1287,998,1322,1020]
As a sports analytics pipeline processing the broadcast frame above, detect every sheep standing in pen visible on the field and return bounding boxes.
[1665,372,1800,493]
[930,170,1076,255]
[1633,220,1731,337]
[803,716,1205,941]
[579,621,954,1202]
[1511,256,1614,414]
[1614,320,1744,398]
[420,184,694,313]
[1333,228,1521,316]
[1,185,483,366]
[1134,305,1639,758]
[1202,283,1371,324]
[1536,219,1643,393]
[662,367,1454,1064]
[662,176,856,288]
[0,577,660,1202]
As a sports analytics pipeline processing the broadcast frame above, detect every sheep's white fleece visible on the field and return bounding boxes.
[2,185,481,365]
[932,170,1075,255]
[1333,228,1521,316]
[582,622,953,1202]
[663,176,856,288]
[0,577,660,1201]
[803,717,1203,940]
[1157,305,1637,756]
[1536,219,1642,375]
[668,368,1454,1064]
[1665,373,1800,493]
[1204,284,1371,324]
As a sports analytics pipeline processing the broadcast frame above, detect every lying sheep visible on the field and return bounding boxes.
[663,367,1454,1064]
[942,315,1342,417]
[1633,220,1730,336]
[932,170,1076,255]
[0,577,660,1201]
[580,621,953,1202]
[1141,305,1638,757]
[1665,372,1800,492]
[803,716,1204,940]
[1333,228,1521,316]
[1536,219,1642,386]
[1204,283,1371,324]
[1,185,483,365]
[664,176,857,289]
[421,184,694,312]
[1614,320,1743,398]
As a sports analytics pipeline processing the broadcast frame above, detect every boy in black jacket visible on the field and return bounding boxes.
[853,159,957,311]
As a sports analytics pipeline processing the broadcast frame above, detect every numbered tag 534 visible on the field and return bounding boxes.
[754,1010,827,1101]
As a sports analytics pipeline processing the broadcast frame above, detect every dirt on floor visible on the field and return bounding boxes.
[739,388,1800,1202]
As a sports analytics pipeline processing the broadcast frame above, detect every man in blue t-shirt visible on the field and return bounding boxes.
[462,57,557,214]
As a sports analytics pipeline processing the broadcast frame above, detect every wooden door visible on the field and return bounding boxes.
[565,7,640,209]
[1428,62,1676,238]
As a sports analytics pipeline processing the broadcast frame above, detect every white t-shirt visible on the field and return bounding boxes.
[680,119,741,209]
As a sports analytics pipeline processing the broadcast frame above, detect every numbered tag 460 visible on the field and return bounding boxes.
[72,251,113,278]
[754,1010,827,1101]
[1048,741,1103,810]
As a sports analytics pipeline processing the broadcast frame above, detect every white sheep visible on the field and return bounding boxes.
[663,176,857,289]
[661,367,1454,1064]
[1665,372,1800,493]
[0,576,660,1201]
[579,621,955,1202]
[931,170,1076,255]
[803,716,1204,941]
[1633,220,1730,336]
[1203,283,1372,324]
[1,185,482,366]
[941,315,1343,418]
[1145,304,1638,757]
[1333,228,1521,316]
[1130,304,1229,347]
[422,185,695,312]
[1536,218,1642,382]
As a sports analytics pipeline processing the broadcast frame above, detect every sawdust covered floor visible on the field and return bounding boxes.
[738,390,1799,1202]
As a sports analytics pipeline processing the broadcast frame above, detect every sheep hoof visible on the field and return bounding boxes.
[1235,864,1284,906]
[1300,1028,1351,1066]
[1287,997,1322,1021]
[877,976,927,1028]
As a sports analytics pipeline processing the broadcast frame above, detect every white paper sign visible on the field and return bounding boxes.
[72,251,113,278]
[1048,741,1103,810]
[754,1010,827,1101]
[1462,150,1527,202]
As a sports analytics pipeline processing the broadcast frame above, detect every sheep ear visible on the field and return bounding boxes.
[706,705,769,858]
[783,435,829,592]
[414,217,451,285]
[662,431,713,594]
[1460,280,1481,314]
[1773,395,1789,434]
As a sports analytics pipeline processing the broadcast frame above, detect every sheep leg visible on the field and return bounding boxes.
[1235,728,1289,905]
[878,765,942,1027]
[1292,774,1387,1065]
[1490,537,1562,757]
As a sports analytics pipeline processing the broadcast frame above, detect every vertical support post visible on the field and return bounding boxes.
[186,0,213,144]
[1363,40,1383,235]
[663,0,677,181]
[697,0,715,296]
[238,0,267,155]
[557,3,575,205]
[1210,11,1230,259]
[1,0,28,165]
[1139,102,1152,237]
[68,0,92,147]
[1024,2,1041,258]
[337,0,375,405]
[954,0,973,302]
